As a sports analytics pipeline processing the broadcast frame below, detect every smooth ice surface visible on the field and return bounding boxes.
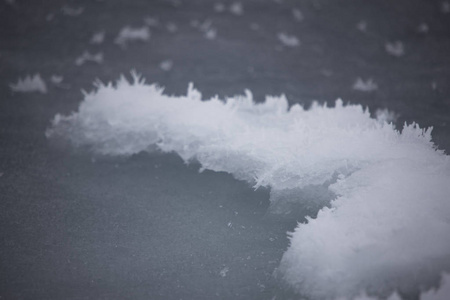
[46,75,450,299]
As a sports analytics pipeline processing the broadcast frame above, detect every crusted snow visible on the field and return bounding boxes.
[47,74,450,299]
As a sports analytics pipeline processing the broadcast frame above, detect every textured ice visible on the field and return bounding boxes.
[46,74,450,299]
[10,74,47,94]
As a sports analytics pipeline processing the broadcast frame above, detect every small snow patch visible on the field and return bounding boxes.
[353,77,378,92]
[417,23,429,34]
[292,8,304,22]
[356,20,367,32]
[90,31,105,44]
[441,1,450,13]
[159,60,173,72]
[196,19,217,40]
[375,108,398,124]
[10,74,47,94]
[143,17,159,27]
[75,51,103,66]
[61,6,84,16]
[229,2,243,16]
[250,23,260,31]
[50,75,63,84]
[214,2,225,13]
[205,28,217,40]
[219,266,229,277]
[277,32,300,47]
[115,26,150,48]
[385,41,404,57]
[166,22,178,33]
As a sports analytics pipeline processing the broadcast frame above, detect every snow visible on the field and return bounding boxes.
[196,19,218,40]
[277,33,300,47]
[143,17,159,27]
[10,74,47,93]
[417,23,429,34]
[421,273,450,300]
[159,60,173,71]
[385,41,405,57]
[214,2,225,13]
[166,22,178,33]
[292,8,304,22]
[356,21,367,32]
[353,78,378,92]
[75,51,103,66]
[229,2,244,16]
[50,75,63,84]
[61,6,84,17]
[47,74,450,299]
[90,31,105,44]
[441,1,450,13]
[114,26,150,48]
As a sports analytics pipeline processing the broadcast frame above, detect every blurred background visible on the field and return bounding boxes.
[1,0,449,299]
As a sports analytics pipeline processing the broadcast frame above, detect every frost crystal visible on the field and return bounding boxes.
[90,31,105,44]
[352,77,378,92]
[385,41,404,57]
[115,26,150,48]
[47,74,450,299]
[229,2,243,16]
[10,74,47,93]
[75,51,103,66]
[61,6,84,16]
[277,32,300,47]
[292,8,304,22]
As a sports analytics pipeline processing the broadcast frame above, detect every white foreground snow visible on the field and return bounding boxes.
[47,74,450,299]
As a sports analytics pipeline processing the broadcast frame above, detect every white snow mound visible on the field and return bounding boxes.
[46,74,450,299]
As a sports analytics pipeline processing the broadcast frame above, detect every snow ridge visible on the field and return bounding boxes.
[46,74,450,299]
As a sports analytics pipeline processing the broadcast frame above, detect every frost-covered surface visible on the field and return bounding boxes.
[46,75,450,299]
[10,74,47,94]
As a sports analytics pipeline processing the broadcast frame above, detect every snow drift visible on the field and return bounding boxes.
[46,73,450,299]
